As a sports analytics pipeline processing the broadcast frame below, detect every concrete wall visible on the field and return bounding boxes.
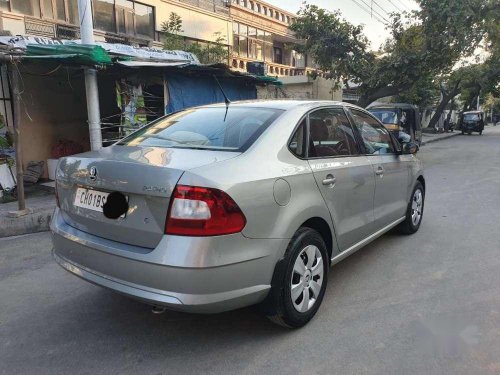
[18,63,89,178]
[259,76,342,101]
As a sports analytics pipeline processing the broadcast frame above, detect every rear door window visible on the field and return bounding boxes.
[119,106,283,152]
[307,107,359,158]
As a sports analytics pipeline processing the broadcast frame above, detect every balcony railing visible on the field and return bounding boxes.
[178,0,230,15]
[25,18,55,38]
[230,56,319,77]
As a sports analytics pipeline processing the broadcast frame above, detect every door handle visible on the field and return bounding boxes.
[322,174,336,186]
[375,166,384,176]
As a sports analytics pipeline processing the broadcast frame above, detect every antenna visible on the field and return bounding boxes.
[213,75,231,107]
[213,75,231,121]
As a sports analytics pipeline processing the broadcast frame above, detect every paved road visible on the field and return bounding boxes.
[2,127,500,375]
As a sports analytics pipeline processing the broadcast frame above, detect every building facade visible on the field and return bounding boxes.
[0,0,319,78]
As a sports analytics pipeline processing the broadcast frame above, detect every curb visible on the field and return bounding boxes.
[0,207,53,238]
[421,132,460,146]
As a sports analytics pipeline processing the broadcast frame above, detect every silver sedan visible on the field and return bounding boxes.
[51,100,425,328]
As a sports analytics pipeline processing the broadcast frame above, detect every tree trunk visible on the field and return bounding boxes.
[356,84,410,108]
[427,81,461,130]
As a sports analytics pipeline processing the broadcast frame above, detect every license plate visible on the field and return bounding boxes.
[74,187,109,212]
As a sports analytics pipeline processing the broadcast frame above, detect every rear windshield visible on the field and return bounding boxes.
[118,106,283,151]
[464,113,480,121]
[369,109,400,124]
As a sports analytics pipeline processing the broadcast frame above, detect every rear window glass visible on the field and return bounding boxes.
[369,109,399,124]
[118,106,283,151]
[464,113,480,121]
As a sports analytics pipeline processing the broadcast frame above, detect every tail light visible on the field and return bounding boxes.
[166,185,246,236]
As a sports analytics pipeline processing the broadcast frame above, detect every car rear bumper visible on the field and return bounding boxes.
[51,208,287,313]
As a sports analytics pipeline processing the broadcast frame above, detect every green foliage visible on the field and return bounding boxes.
[290,4,371,88]
[290,0,495,107]
[161,12,185,51]
[186,32,228,65]
[161,13,228,65]
[483,94,500,113]
[395,75,439,109]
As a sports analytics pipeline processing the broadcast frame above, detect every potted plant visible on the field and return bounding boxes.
[47,140,83,180]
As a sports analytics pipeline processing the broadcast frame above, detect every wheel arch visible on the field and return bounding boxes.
[417,175,426,193]
[299,217,334,261]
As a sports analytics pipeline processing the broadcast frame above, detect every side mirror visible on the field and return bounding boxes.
[402,141,419,154]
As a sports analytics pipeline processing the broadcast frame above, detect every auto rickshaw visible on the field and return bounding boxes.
[368,103,422,145]
[459,111,484,135]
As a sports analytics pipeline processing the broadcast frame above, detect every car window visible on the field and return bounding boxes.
[307,108,359,158]
[289,118,306,158]
[118,106,283,152]
[350,109,396,155]
[369,109,399,125]
[464,113,480,121]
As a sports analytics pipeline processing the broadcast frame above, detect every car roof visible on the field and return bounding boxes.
[201,99,351,111]
[368,103,418,110]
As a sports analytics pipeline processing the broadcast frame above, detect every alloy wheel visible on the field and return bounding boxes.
[411,189,423,226]
[290,245,324,313]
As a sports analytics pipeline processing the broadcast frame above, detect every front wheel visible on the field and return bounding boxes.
[397,182,425,235]
[264,227,329,328]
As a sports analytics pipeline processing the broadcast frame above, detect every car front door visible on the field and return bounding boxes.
[348,108,410,230]
[306,107,376,252]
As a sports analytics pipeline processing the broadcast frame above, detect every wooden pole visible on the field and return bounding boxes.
[7,61,27,214]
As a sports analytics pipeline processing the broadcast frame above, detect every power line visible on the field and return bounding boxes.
[358,0,390,22]
[351,0,386,24]
[382,0,404,12]
[369,0,390,16]
[394,0,413,11]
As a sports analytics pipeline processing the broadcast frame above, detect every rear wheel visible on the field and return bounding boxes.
[397,182,425,235]
[264,227,329,328]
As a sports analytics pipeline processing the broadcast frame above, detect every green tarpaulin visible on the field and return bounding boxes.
[25,44,112,65]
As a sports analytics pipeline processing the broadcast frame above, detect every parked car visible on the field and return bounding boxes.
[51,100,425,328]
[459,111,485,135]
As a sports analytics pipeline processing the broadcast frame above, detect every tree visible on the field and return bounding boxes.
[290,0,495,107]
[161,12,184,51]
[186,32,229,64]
[395,75,439,110]
[161,13,228,65]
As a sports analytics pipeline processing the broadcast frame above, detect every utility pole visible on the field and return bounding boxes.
[78,0,102,150]
[7,60,27,216]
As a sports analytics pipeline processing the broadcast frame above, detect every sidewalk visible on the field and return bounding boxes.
[0,187,55,238]
[421,131,460,145]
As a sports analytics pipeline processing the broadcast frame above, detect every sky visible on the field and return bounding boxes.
[270,0,420,50]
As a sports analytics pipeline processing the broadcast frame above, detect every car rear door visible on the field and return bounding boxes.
[348,108,410,230]
[306,107,376,252]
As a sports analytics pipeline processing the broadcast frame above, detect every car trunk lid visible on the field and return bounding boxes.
[56,145,238,248]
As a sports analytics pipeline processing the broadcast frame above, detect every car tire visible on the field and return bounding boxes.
[397,181,425,235]
[264,227,329,328]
